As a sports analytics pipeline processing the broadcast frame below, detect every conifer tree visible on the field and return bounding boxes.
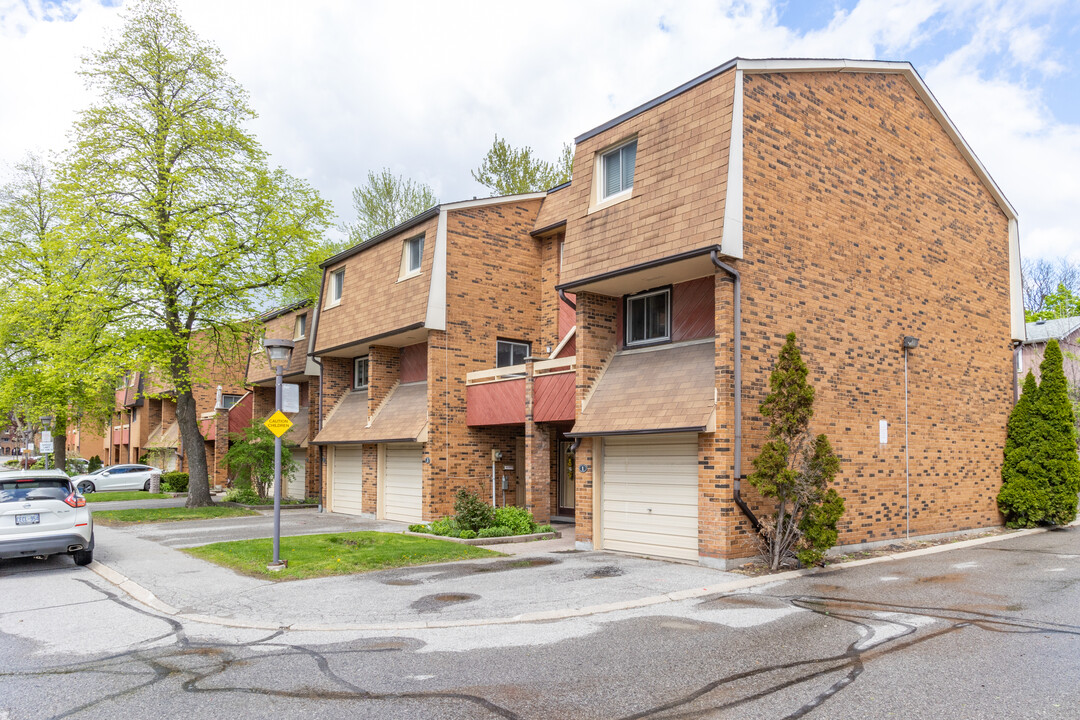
[1033,340,1080,524]
[749,333,844,569]
[997,372,1047,526]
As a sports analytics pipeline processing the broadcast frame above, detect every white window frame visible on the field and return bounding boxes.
[294,313,307,340]
[592,137,637,212]
[327,268,345,308]
[496,340,531,368]
[400,235,425,279]
[354,355,369,390]
[624,288,671,347]
[221,394,244,409]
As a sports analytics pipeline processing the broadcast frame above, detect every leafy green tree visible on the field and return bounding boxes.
[343,168,438,245]
[997,372,1048,526]
[0,154,116,472]
[222,424,297,499]
[472,135,573,196]
[1025,283,1080,322]
[63,0,332,507]
[1032,340,1080,524]
[748,332,844,569]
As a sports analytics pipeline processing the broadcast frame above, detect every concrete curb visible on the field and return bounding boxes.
[402,530,561,545]
[87,525,1058,632]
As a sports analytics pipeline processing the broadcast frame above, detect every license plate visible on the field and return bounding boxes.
[15,514,40,526]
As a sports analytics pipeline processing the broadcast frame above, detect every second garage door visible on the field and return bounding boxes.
[331,445,364,516]
[382,443,423,523]
[601,434,699,561]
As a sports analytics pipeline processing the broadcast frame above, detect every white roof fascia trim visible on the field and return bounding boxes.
[424,210,448,331]
[549,326,576,359]
[720,68,744,260]
[441,192,547,211]
[736,58,1018,221]
[1009,219,1025,342]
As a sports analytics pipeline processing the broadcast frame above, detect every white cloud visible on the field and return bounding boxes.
[0,0,1076,261]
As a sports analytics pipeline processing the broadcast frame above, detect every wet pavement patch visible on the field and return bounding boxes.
[585,565,624,579]
[383,556,562,584]
[381,578,421,586]
[410,592,480,614]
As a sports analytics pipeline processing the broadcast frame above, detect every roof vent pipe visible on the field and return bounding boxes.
[710,248,761,532]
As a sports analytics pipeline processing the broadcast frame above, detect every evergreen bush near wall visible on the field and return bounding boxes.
[998,373,1048,526]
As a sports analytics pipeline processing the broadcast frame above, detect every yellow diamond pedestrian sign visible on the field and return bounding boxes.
[264,411,293,438]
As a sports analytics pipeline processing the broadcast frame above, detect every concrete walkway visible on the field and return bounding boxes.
[88,510,1055,632]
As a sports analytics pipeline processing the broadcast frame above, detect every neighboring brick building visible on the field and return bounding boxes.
[307,58,1023,569]
[245,301,321,499]
[1018,316,1080,399]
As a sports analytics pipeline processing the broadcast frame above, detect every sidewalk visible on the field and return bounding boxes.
[89,513,1054,632]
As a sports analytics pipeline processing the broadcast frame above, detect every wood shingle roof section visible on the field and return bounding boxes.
[570,340,715,437]
[248,305,312,384]
[314,382,428,445]
[532,183,573,236]
[312,390,368,444]
[314,214,439,354]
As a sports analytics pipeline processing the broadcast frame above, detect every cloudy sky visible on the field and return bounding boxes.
[1,0,1078,262]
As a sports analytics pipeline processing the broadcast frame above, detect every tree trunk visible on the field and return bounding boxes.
[53,410,67,475]
[176,389,213,507]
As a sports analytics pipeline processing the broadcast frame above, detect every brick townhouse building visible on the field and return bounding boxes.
[309,58,1022,568]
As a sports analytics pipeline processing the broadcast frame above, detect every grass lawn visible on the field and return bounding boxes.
[93,506,260,525]
[84,491,172,503]
[184,531,501,580]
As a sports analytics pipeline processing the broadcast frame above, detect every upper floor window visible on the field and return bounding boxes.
[402,235,424,277]
[251,336,263,355]
[294,313,307,340]
[602,139,637,200]
[222,394,244,409]
[329,268,345,307]
[354,355,369,390]
[496,340,530,368]
[625,288,670,346]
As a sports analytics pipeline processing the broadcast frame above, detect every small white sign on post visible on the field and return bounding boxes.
[40,441,54,453]
[40,430,52,443]
[282,383,301,414]
[26,443,34,453]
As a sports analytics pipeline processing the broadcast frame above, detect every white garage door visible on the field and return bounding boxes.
[601,434,699,561]
[287,449,307,500]
[383,443,423,523]
[331,445,364,516]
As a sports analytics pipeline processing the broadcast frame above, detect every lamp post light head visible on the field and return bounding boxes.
[40,415,53,428]
[263,338,295,371]
[902,336,920,350]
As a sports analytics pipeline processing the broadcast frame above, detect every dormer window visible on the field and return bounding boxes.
[354,356,369,390]
[294,313,307,340]
[328,268,345,307]
[601,138,637,200]
[401,235,424,278]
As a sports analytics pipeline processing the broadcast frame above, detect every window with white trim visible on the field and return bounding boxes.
[496,340,530,368]
[222,394,243,409]
[601,139,637,200]
[625,288,670,346]
[294,313,307,340]
[402,235,424,276]
[329,268,345,306]
[354,356,369,390]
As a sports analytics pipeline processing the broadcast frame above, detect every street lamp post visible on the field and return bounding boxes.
[40,415,52,471]
[263,339,294,570]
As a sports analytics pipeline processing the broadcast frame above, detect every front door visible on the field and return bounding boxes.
[558,440,575,517]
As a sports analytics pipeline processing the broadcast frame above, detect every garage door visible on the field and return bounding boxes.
[287,449,307,500]
[383,443,423,523]
[331,446,364,516]
[601,434,699,561]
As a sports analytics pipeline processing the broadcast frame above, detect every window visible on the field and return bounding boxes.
[329,268,345,306]
[601,139,637,200]
[496,340,530,368]
[294,313,307,340]
[625,288,670,346]
[354,356,369,390]
[251,336,263,355]
[402,235,424,276]
[222,394,243,409]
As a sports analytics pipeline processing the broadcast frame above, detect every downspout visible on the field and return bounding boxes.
[558,288,577,311]
[710,248,761,531]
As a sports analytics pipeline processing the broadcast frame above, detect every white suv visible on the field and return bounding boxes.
[0,470,94,566]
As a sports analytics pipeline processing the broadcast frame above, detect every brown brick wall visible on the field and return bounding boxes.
[315,216,439,353]
[560,68,736,285]
[368,345,400,417]
[318,356,354,503]
[248,306,312,384]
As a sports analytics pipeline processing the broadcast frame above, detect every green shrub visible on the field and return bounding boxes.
[493,506,537,535]
[223,486,260,504]
[477,525,512,538]
[454,487,495,532]
[407,523,429,533]
[536,524,554,534]
[459,529,478,539]
[88,455,103,473]
[796,487,845,566]
[427,517,461,537]
[161,472,189,493]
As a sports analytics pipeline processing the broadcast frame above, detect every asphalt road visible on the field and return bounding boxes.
[1,527,1077,719]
